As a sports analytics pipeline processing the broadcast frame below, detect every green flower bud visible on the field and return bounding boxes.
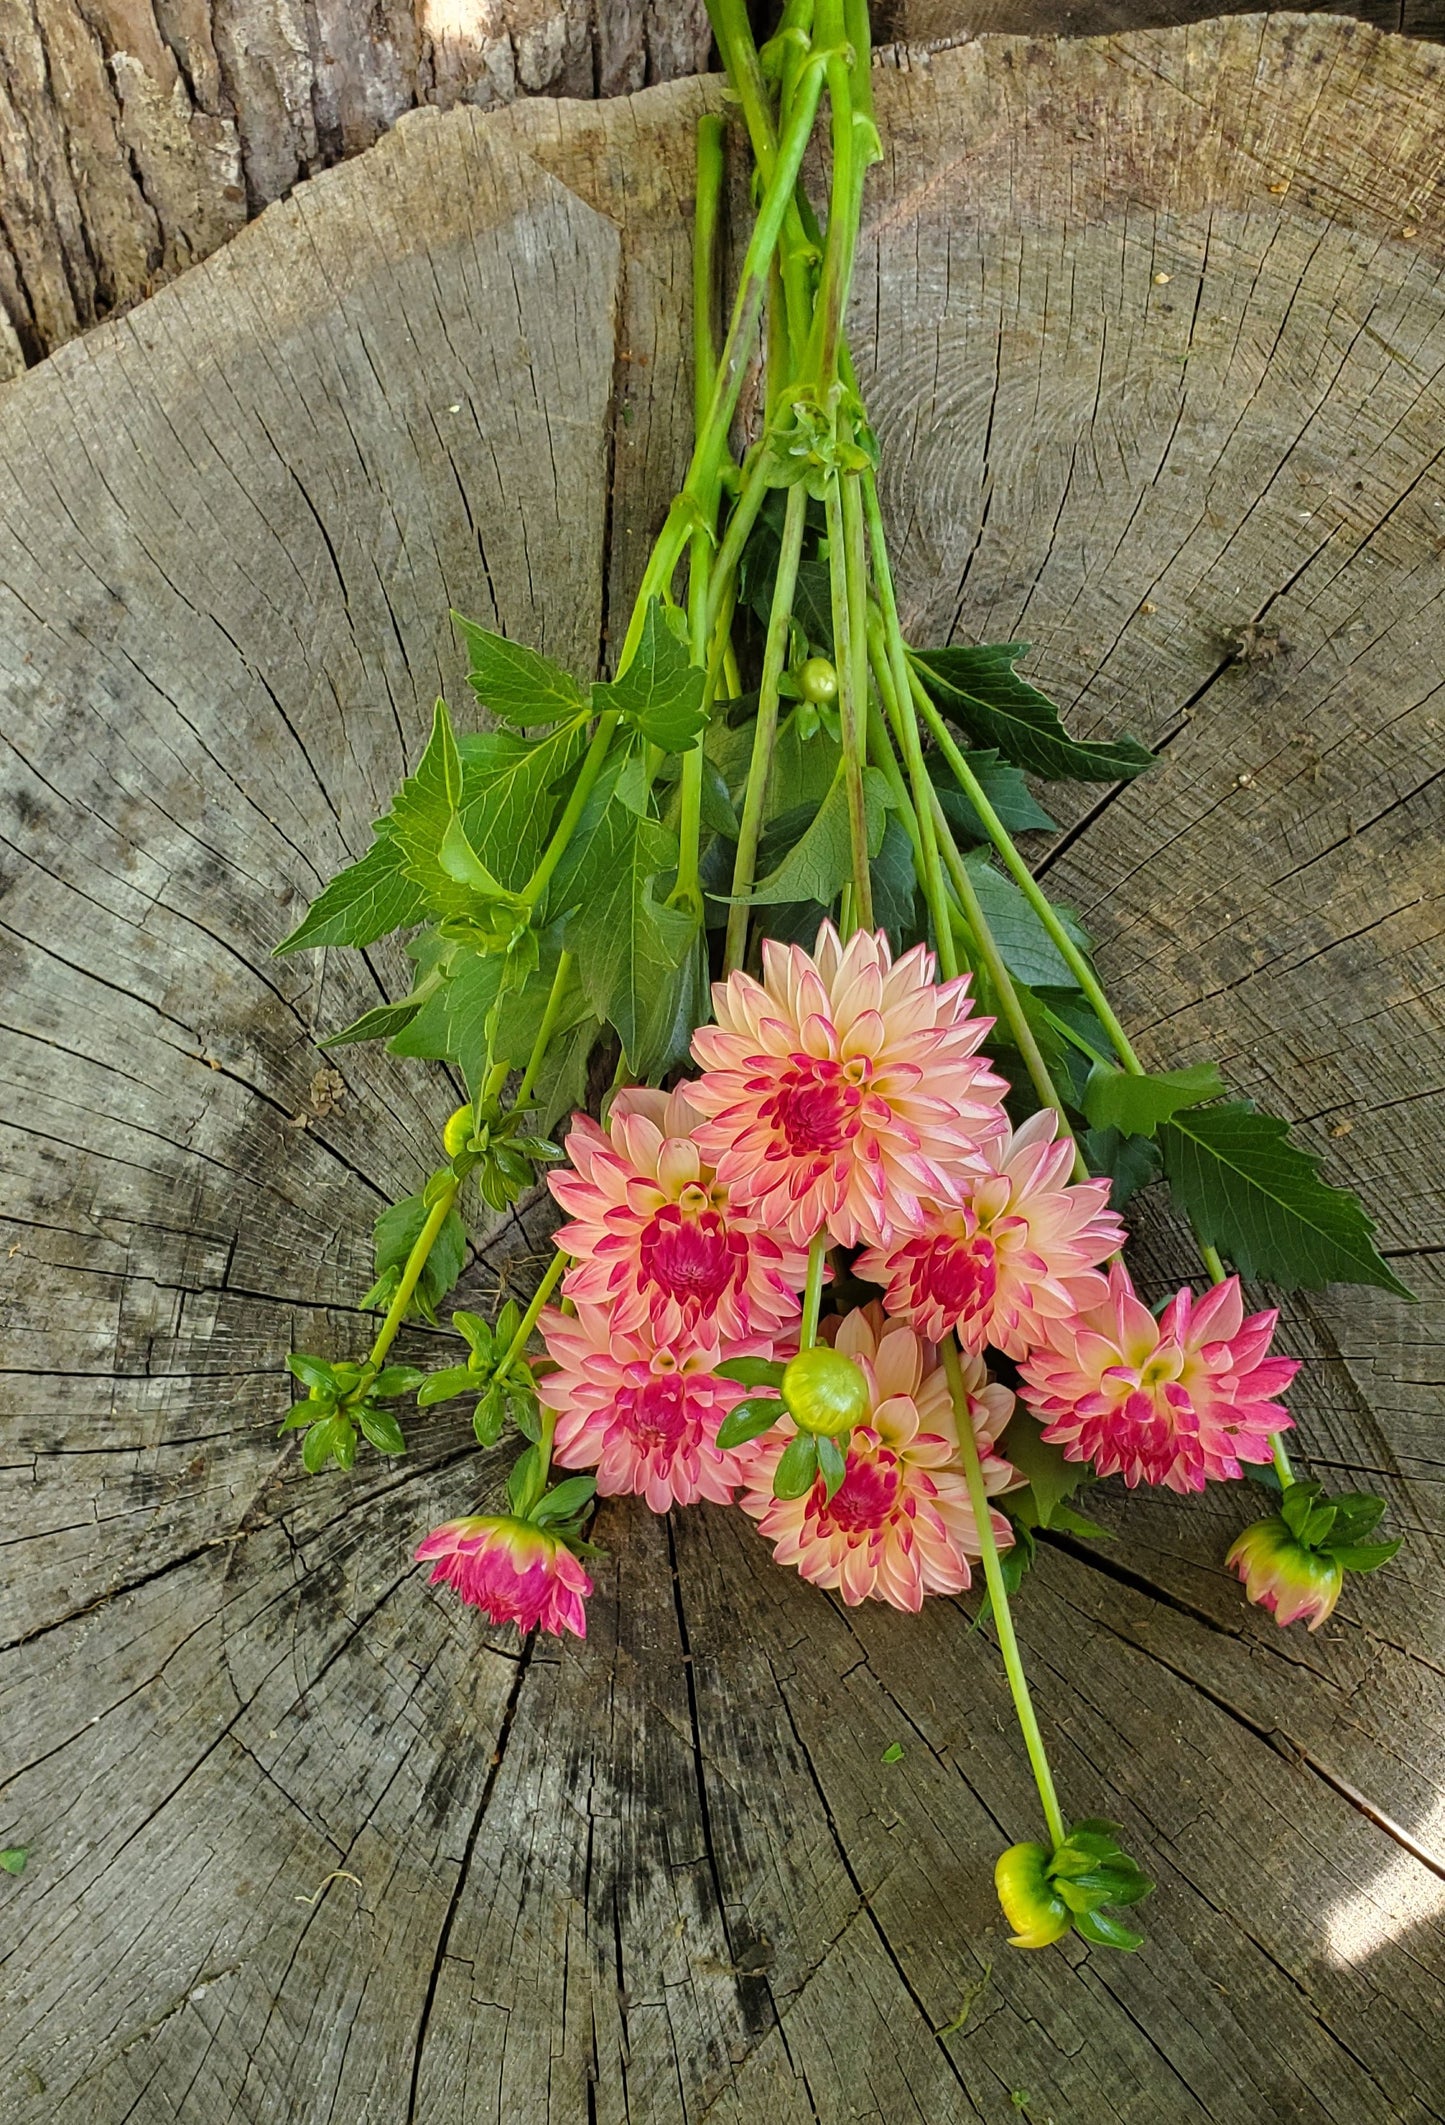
[797,656,839,705]
[994,1843,1071,1949]
[781,1346,870,1436]
[443,1104,474,1157]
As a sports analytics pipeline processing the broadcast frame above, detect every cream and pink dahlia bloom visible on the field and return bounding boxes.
[738,1303,1018,1609]
[1020,1266,1297,1493]
[416,1515,591,1637]
[538,1302,770,1512]
[548,1084,805,1345]
[689,924,1007,1248]
[856,1110,1124,1357]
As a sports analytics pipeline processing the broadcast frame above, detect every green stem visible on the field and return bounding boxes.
[800,1230,829,1347]
[726,482,807,972]
[515,952,574,1110]
[497,1247,567,1381]
[366,1180,458,1372]
[826,475,873,930]
[866,605,955,978]
[942,1336,1067,1851]
[523,711,618,910]
[909,666,1144,1072]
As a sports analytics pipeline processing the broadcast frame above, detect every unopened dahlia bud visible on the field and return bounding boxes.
[995,1843,1071,1949]
[782,1345,871,1436]
[1227,1515,1343,1632]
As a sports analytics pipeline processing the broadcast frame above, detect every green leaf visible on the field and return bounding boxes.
[716,1357,788,1389]
[532,1475,598,1526]
[1001,1410,1087,1530]
[371,1192,468,1326]
[763,712,841,824]
[370,1365,426,1399]
[473,1384,506,1446]
[715,1397,785,1450]
[525,1014,602,1136]
[1158,1104,1412,1297]
[457,722,586,892]
[276,834,427,955]
[772,1432,818,1500]
[932,748,1058,838]
[1083,1061,1225,1139]
[302,1415,351,1474]
[1081,1125,1163,1210]
[1072,1908,1145,1952]
[870,813,919,951]
[0,1847,27,1875]
[881,1742,905,1765]
[286,1352,336,1393]
[506,1444,543,1519]
[553,794,696,1068]
[745,765,890,906]
[357,1405,407,1455]
[319,990,434,1049]
[961,851,1089,989]
[1328,1538,1401,1573]
[454,614,587,726]
[417,1364,477,1407]
[391,701,524,922]
[913,644,1155,784]
[816,1431,848,1501]
[1324,1492,1386,1544]
[595,601,707,752]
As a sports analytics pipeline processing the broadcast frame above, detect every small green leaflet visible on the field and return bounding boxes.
[1158,1104,1411,1297]
[745,765,890,906]
[276,834,426,955]
[594,602,708,753]
[1083,1061,1225,1139]
[715,1398,785,1450]
[881,1742,905,1765]
[553,792,696,1072]
[1,1847,28,1875]
[913,644,1155,784]
[320,978,439,1049]
[962,851,1090,990]
[453,613,587,726]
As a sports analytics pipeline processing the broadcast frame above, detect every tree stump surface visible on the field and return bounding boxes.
[2,16,1443,2121]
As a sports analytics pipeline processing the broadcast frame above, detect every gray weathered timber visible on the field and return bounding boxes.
[2,16,1443,2121]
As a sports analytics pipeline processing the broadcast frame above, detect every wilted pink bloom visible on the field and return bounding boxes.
[548,1084,806,1345]
[689,924,1007,1249]
[416,1516,591,1637]
[857,1110,1124,1356]
[738,1303,1017,1609]
[1227,1516,1342,1631]
[1020,1265,1297,1492]
[538,1303,768,1512]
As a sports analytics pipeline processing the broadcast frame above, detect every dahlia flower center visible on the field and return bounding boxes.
[619,1374,692,1450]
[638,1204,738,1306]
[817,1449,900,1533]
[920,1229,997,1320]
[764,1057,863,1157]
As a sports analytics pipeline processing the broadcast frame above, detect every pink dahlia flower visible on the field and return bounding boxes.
[688,924,1007,1249]
[738,1303,1017,1609]
[548,1084,806,1345]
[856,1110,1124,1357]
[1019,1265,1297,1492]
[416,1515,591,1637]
[537,1303,768,1512]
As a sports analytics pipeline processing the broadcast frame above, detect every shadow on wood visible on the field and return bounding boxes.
[1,17,1443,2121]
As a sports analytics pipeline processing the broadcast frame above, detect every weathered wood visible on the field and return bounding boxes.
[0,0,710,374]
[1,16,1443,2121]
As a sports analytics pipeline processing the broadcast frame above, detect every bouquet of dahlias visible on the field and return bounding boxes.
[275,0,1407,1955]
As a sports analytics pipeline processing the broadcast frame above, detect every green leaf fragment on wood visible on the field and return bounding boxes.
[1158,1103,1412,1296]
[1,1848,28,1875]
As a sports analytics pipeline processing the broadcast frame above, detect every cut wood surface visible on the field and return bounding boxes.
[2,16,1443,2121]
